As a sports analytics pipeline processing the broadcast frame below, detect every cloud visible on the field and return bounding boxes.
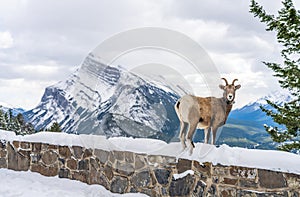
[0,78,57,109]
[0,0,291,109]
[0,31,14,49]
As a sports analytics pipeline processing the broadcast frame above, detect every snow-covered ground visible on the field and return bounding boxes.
[0,168,146,197]
[1,130,300,175]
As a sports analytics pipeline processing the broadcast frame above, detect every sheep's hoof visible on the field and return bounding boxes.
[191,141,195,148]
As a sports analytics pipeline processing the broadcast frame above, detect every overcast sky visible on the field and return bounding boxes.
[0,0,299,109]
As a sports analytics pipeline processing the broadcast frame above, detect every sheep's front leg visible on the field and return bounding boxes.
[204,127,210,144]
[179,121,188,150]
[186,122,197,155]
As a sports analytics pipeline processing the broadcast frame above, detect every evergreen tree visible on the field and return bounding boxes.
[0,110,36,135]
[23,122,35,135]
[16,113,25,126]
[0,108,7,130]
[49,122,62,132]
[250,0,300,152]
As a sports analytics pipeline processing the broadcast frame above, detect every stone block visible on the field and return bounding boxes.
[90,157,100,171]
[219,186,237,197]
[193,161,211,177]
[207,184,217,196]
[20,142,31,149]
[66,158,77,170]
[30,153,41,163]
[115,161,134,176]
[7,143,30,171]
[176,158,192,174]
[213,164,230,176]
[124,151,134,163]
[72,171,89,184]
[164,156,177,165]
[221,177,238,186]
[103,165,114,180]
[12,141,19,149]
[83,148,93,158]
[42,150,58,166]
[59,146,71,158]
[94,149,109,164]
[108,151,116,164]
[0,149,6,158]
[32,142,41,152]
[192,180,206,196]
[131,170,151,188]
[154,168,171,185]
[89,170,101,185]
[111,176,128,194]
[230,166,257,179]
[72,146,83,159]
[112,150,124,161]
[47,144,58,150]
[285,173,300,190]
[78,159,89,170]
[58,168,70,178]
[258,169,287,189]
[169,174,194,196]
[31,163,58,176]
[0,158,7,168]
[148,155,164,166]
[99,173,110,190]
[135,154,146,170]
[239,179,258,188]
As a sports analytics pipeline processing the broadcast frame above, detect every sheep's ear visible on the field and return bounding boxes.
[219,85,225,90]
[235,84,241,90]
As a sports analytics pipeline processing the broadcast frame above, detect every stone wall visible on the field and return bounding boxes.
[0,139,299,196]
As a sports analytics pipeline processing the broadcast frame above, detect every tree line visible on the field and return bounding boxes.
[0,107,62,135]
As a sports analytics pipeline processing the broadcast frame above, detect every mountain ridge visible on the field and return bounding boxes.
[20,54,292,149]
[24,53,180,142]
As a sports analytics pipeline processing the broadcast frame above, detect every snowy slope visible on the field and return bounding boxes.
[1,130,300,175]
[24,53,179,142]
[0,169,146,197]
[0,101,26,116]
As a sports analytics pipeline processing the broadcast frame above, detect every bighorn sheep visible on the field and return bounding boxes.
[174,78,241,154]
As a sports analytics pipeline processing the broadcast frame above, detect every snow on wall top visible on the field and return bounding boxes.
[1,130,300,175]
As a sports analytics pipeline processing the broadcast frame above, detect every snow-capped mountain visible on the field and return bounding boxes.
[229,90,293,124]
[23,52,294,149]
[0,102,26,116]
[24,53,180,142]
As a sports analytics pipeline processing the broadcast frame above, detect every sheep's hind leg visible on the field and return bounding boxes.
[179,121,188,150]
[186,122,197,155]
[211,127,218,145]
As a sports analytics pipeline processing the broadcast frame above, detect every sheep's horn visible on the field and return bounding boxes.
[221,78,228,85]
[232,79,238,85]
